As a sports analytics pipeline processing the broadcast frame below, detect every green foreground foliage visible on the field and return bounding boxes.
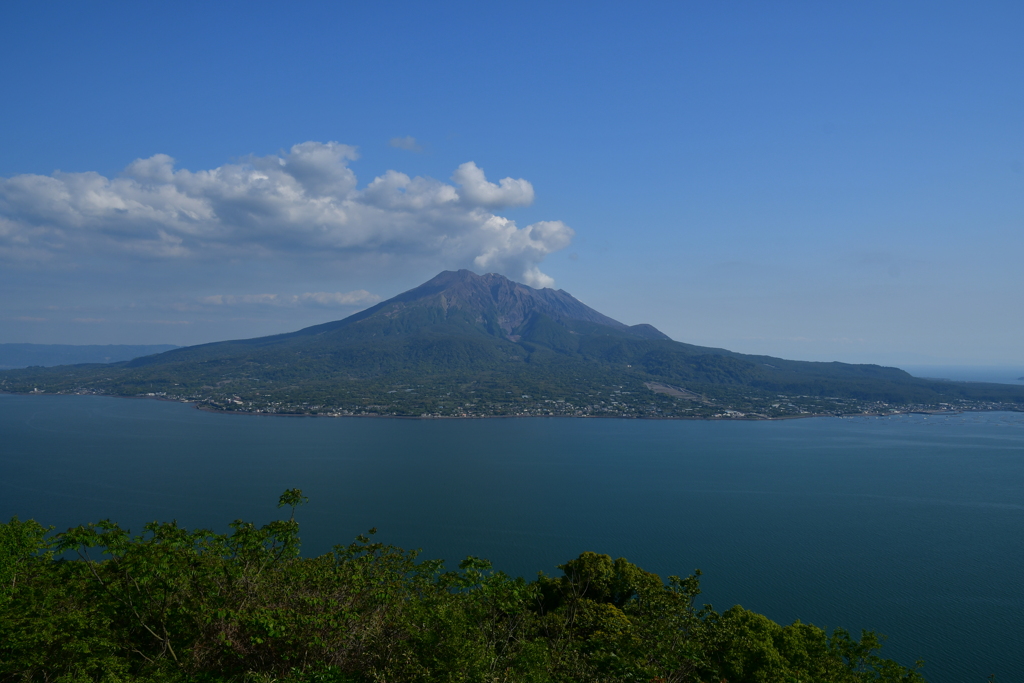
[1,492,925,683]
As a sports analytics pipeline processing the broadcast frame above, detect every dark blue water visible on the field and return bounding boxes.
[2,394,1022,682]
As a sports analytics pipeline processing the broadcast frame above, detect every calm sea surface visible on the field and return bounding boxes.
[2,393,1022,682]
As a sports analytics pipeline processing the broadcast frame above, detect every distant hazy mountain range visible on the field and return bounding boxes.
[2,270,1022,418]
[0,344,178,370]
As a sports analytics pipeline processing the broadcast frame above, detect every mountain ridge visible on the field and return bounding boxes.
[277,269,666,342]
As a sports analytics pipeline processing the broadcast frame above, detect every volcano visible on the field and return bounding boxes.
[3,270,1023,417]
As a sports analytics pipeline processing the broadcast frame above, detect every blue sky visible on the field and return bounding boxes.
[2,1,1022,366]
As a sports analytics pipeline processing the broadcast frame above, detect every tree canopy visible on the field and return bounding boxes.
[0,493,925,683]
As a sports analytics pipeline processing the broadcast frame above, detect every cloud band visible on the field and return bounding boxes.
[0,142,573,288]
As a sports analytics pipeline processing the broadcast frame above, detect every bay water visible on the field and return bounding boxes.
[2,393,1022,682]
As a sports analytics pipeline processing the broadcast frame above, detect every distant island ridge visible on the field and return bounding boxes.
[898,364,1024,385]
[2,270,1022,418]
[0,343,179,370]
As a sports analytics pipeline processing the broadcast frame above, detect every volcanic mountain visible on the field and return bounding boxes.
[130,269,672,368]
[3,270,1023,417]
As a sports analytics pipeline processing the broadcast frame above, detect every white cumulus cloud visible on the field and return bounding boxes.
[451,161,534,208]
[0,142,573,287]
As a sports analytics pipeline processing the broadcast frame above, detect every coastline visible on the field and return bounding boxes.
[3,389,1002,422]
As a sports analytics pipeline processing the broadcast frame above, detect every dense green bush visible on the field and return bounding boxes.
[0,492,924,682]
